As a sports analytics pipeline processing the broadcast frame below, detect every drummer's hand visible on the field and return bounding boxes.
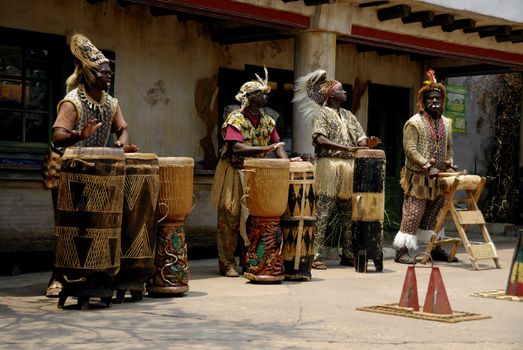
[267,142,285,153]
[80,119,102,140]
[445,160,459,171]
[290,156,302,162]
[123,144,139,153]
[428,167,440,178]
[422,158,436,171]
[367,136,382,149]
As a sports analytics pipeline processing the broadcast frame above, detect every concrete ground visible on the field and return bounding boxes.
[0,233,521,350]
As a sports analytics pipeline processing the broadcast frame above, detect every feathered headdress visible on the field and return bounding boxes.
[292,69,342,124]
[417,68,446,113]
[65,33,109,92]
[235,66,271,110]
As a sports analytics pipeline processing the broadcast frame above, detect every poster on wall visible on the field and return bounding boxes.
[444,84,466,133]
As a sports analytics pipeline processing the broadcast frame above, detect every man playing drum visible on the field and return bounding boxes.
[293,70,380,270]
[393,69,458,264]
[211,68,288,277]
[44,33,136,296]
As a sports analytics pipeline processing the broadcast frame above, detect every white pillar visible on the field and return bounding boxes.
[292,30,337,157]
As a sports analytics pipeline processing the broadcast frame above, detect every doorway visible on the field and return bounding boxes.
[367,83,411,217]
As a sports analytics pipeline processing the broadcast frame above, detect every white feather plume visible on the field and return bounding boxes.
[292,69,326,125]
[255,66,268,86]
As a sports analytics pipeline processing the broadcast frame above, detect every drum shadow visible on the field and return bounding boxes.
[145,290,207,298]
[0,282,48,297]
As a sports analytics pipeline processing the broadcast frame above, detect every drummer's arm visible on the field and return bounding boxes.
[112,105,129,147]
[314,134,362,153]
[230,141,281,157]
[52,102,102,147]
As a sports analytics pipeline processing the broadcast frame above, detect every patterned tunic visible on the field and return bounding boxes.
[219,109,276,168]
[400,113,453,200]
[312,107,367,159]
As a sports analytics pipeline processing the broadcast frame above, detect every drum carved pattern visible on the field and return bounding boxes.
[123,224,153,259]
[57,173,125,212]
[55,227,120,269]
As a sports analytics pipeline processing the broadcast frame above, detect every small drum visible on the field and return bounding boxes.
[281,162,316,281]
[438,174,482,192]
[114,153,160,303]
[243,158,290,283]
[54,147,125,310]
[351,149,385,273]
[147,157,194,296]
[158,157,194,221]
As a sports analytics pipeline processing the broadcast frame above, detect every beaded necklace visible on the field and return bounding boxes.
[423,112,445,161]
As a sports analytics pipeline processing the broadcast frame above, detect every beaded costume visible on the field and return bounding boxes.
[393,70,454,255]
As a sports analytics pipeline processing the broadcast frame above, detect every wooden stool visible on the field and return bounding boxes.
[421,174,501,270]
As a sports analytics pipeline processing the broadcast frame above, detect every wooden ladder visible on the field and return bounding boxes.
[422,175,501,270]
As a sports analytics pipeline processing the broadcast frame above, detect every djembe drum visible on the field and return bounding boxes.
[114,153,160,303]
[54,147,125,310]
[351,149,385,273]
[281,162,316,281]
[243,158,290,283]
[147,157,194,296]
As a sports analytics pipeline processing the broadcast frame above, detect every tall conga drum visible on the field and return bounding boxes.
[147,157,194,296]
[351,149,385,273]
[243,158,290,283]
[114,153,160,303]
[281,162,316,281]
[54,147,125,310]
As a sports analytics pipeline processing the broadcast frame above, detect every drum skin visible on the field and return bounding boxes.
[54,147,125,291]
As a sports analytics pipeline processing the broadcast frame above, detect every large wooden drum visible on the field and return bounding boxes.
[147,157,194,296]
[243,158,290,283]
[54,147,125,309]
[114,153,160,303]
[281,162,316,281]
[351,149,385,273]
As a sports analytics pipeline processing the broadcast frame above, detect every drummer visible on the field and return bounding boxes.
[392,69,458,264]
[211,68,291,278]
[43,33,136,297]
[293,70,380,270]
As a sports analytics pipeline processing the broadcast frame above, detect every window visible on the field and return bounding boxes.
[0,27,67,153]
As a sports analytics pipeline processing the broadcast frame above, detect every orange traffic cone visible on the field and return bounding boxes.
[422,265,452,314]
[398,265,419,311]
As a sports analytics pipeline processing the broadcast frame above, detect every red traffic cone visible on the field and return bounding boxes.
[422,266,452,314]
[398,265,419,311]
[506,232,523,297]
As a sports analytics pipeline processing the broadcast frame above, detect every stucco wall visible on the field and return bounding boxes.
[219,39,295,71]
[0,0,219,161]
[335,44,422,128]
